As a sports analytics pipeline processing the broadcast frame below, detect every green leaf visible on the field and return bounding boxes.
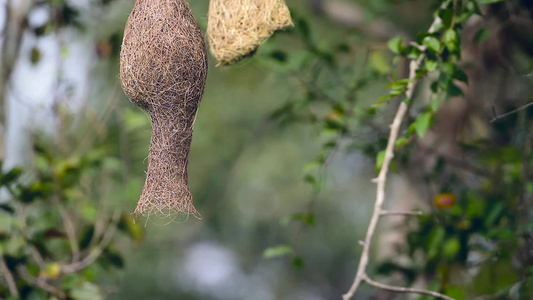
[378,94,393,102]
[61,274,80,290]
[1,167,23,186]
[427,227,445,259]
[78,225,94,249]
[71,282,103,300]
[290,213,314,225]
[477,0,504,3]
[40,263,61,279]
[485,202,504,227]
[270,50,288,63]
[5,237,25,256]
[453,69,468,84]
[445,285,466,300]
[304,213,315,225]
[387,36,403,54]
[302,161,321,174]
[474,27,490,44]
[19,182,48,203]
[438,72,451,89]
[443,237,461,259]
[414,112,432,138]
[440,8,454,28]
[430,94,442,112]
[263,245,293,259]
[292,256,304,268]
[118,215,143,244]
[395,137,409,149]
[102,248,124,269]
[443,29,458,43]
[385,79,409,96]
[376,150,386,171]
[447,83,463,97]
[423,37,441,53]
[30,47,41,64]
[369,52,391,74]
[0,204,14,214]
[443,29,459,52]
[80,204,98,222]
[304,174,316,185]
[425,58,438,72]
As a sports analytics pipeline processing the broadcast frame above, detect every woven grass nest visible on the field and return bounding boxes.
[207,0,292,65]
[119,0,207,219]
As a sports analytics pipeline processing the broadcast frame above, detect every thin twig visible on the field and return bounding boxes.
[343,54,420,300]
[62,211,121,273]
[29,245,46,268]
[518,119,533,265]
[55,199,80,263]
[419,143,494,178]
[342,8,453,300]
[380,210,423,216]
[342,96,410,300]
[17,266,66,299]
[0,256,19,297]
[363,274,456,300]
[490,102,533,123]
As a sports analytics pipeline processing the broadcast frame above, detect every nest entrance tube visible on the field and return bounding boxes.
[119,0,207,219]
[135,113,199,218]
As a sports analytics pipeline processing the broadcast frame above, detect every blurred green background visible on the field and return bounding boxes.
[1,0,532,299]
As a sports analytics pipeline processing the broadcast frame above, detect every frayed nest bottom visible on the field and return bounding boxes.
[133,117,201,222]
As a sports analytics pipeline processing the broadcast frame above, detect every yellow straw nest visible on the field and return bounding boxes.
[207,0,293,65]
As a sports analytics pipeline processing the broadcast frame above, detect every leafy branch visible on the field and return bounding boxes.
[342,1,474,298]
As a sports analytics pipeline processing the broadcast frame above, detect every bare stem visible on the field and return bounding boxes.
[342,6,453,300]
[0,256,19,297]
[18,267,66,299]
[343,51,421,300]
[363,274,456,300]
[380,210,423,216]
[342,99,409,300]
[490,101,533,123]
[62,211,120,273]
[519,120,533,265]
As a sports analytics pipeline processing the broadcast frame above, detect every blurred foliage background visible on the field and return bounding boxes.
[0,0,532,299]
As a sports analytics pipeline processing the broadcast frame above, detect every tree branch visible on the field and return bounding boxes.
[342,7,454,300]
[0,256,19,297]
[518,119,533,265]
[490,102,533,123]
[418,143,495,178]
[56,201,80,263]
[363,274,456,300]
[62,211,120,273]
[17,266,66,299]
[342,89,410,300]
[380,210,423,216]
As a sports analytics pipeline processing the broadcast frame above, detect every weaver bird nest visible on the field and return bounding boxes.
[120,0,207,218]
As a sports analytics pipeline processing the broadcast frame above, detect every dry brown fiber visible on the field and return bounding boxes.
[207,0,292,65]
[119,0,207,219]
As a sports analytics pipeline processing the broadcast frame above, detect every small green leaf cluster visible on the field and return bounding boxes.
[0,142,142,300]
[261,0,532,298]
[383,0,479,142]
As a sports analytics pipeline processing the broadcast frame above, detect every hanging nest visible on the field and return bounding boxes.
[207,0,292,65]
[119,0,207,219]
